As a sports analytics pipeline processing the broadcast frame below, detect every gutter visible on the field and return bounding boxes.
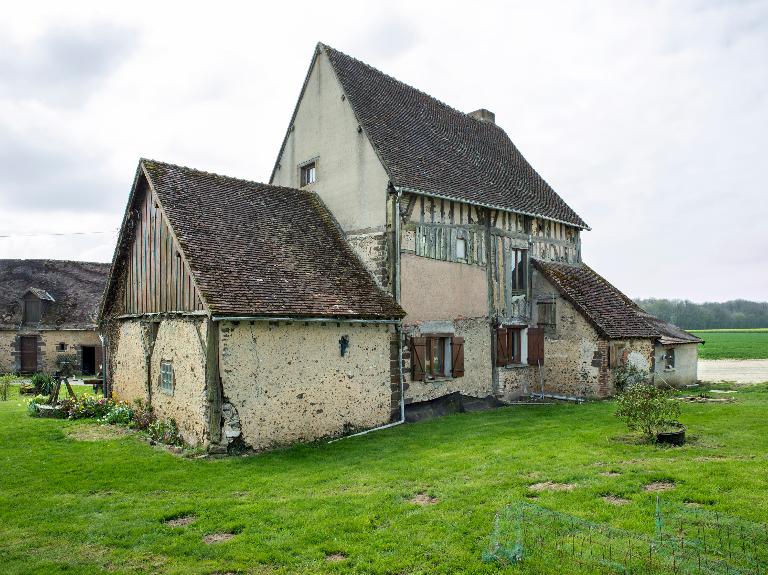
[211,316,400,324]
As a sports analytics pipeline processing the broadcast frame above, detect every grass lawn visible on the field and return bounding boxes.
[1,383,767,574]
[689,328,768,359]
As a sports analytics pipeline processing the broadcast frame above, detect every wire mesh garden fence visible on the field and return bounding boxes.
[484,499,768,574]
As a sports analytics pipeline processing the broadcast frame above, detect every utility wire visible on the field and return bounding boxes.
[0,230,118,239]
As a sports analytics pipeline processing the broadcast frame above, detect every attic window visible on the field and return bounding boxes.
[300,162,316,186]
[23,299,41,324]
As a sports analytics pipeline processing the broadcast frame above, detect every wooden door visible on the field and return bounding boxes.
[20,336,37,373]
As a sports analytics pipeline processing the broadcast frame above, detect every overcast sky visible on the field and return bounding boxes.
[0,1,766,302]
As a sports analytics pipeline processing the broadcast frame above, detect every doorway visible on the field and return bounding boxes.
[81,346,96,376]
[19,336,37,373]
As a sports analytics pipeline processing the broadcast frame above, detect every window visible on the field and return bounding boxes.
[496,326,523,366]
[23,298,41,324]
[160,360,174,394]
[56,342,67,352]
[537,301,556,337]
[411,336,464,381]
[508,249,527,292]
[609,342,626,368]
[300,161,316,186]
[456,237,467,259]
[665,348,675,369]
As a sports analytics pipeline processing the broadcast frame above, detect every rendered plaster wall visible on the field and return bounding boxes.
[150,318,209,447]
[400,253,488,323]
[403,318,493,404]
[219,321,392,450]
[271,50,389,232]
[111,321,149,402]
[654,343,699,386]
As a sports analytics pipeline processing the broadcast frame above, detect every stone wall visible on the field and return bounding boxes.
[111,321,150,402]
[0,331,16,373]
[347,228,388,288]
[150,318,209,446]
[0,329,101,374]
[218,321,392,450]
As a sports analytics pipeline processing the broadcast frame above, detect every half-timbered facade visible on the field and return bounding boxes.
[100,159,404,450]
[271,43,700,403]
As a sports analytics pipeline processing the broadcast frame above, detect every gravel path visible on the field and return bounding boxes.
[698,359,768,384]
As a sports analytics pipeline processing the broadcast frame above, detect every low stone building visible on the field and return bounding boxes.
[100,160,404,450]
[0,259,109,375]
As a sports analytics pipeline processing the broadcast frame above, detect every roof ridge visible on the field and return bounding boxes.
[320,43,485,125]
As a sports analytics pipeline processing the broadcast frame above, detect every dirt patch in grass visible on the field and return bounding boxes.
[600,471,622,477]
[165,515,195,527]
[603,495,630,505]
[529,481,576,492]
[203,532,235,544]
[326,553,348,562]
[644,481,676,492]
[409,493,439,505]
[66,425,132,441]
[680,395,735,403]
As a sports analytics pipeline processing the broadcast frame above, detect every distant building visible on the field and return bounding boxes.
[0,259,109,375]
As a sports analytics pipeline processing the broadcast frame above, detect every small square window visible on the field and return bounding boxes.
[456,238,466,259]
[300,162,316,186]
[56,342,67,352]
[160,360,174,394]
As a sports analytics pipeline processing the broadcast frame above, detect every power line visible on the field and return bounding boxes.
[0,230,118,239]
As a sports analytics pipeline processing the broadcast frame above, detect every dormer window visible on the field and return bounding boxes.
[300,161,316,187]
[23,298,41,324]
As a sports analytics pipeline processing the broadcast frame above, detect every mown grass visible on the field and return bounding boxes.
[1,383,767,574]
[689,328,768,359]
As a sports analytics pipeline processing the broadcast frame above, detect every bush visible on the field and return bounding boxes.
[102,403,133,425]
[26,394,50,416]
[148,418,181,446]
[130,399,155,430]
[30,373,54,395]
[615,384,682,438]
[18,383,36,395]
[0,374,13,401]
[59,394,116,420]
[613,363,650,392]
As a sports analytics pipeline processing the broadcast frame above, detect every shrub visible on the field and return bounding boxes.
[102,403,133,425]
[30,373,54,395]
[613,363,650,392]
[615,384,682,438]
[148,418,181,446]
[26,394,50,416]
[0,374,13,401]
[130,399,155,430]
[18,383,36,395]
[60,394,116,420]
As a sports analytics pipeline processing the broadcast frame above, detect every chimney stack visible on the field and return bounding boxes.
[468,108,495,124]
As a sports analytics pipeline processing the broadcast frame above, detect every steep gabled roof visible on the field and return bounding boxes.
[276,43,588,229]
[532,260,660,339]
[0,260,109,330]
[105,159,404,320]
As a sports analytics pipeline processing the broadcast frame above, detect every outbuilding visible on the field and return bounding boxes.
[100,159,405,451]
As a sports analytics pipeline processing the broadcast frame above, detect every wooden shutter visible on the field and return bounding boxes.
[451,336,465,378]
[528,327,545,366]
[496,328,509,366]
[411,337,427,381]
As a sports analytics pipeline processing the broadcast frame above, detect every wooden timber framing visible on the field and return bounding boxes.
[123,180,205,315]
[205,318,222,445]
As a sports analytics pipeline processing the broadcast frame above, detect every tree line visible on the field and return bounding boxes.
[634,299,768,330]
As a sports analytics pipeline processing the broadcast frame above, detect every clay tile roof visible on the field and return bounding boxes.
[532,260,660,339]
[318,44,588,229]
[0,259,110,330]
[634,311,703,345]
[141,159,404,319]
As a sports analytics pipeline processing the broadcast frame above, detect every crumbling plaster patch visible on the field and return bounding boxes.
[219,321,392,450]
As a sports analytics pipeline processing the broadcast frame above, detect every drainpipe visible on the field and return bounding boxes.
[330,190,406,442]
[98,333,107,397]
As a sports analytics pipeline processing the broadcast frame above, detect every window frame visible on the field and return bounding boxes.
[300,161,317,187]
[496,326,523,366]
[455,237,467,260]
[508,248,527,293]
[536,300,556,337]
[665,348,675,370]
[159,360,174,395]
[56,342,67,352]
[411,335,464,381]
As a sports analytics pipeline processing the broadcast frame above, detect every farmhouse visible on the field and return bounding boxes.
[0,259,108,375]
[100,160,404,450]
[270,43,701,404]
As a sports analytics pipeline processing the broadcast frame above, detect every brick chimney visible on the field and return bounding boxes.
[468,108,495,124]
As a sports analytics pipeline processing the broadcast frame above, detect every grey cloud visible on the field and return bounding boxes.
[0,23,137,107]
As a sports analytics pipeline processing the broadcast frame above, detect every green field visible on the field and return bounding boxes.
[689,328,768,360]
[1,383,768,574]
